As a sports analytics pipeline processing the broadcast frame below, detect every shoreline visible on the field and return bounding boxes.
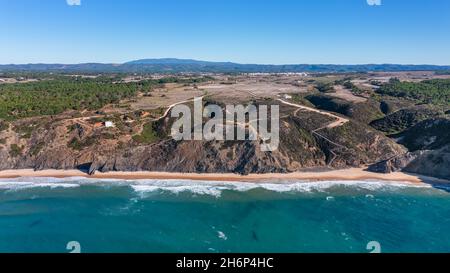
[0,168,448,185]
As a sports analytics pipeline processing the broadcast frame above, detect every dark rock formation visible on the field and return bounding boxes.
[368,152,422,173]
[368,146,450,180]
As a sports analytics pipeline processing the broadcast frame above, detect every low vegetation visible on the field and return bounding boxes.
[342,81,364,95]
[398,117,450,151]
[305,94,384,124]
[0,78,139,120]
[315,82,335,93]
[29,142,45,156]
[370,106,443,134]
[132,122,161,144]
[376,78,450,105]
[0,120,8,132]
[9,144,23,157]
[0,76,212,121]
[68,136,98,151]
[291,94,315,107]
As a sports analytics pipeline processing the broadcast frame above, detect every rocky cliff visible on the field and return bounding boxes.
[0,103,405,175]
[368,115,450,179]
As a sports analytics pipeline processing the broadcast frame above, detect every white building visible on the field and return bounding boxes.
[283,94,292,99]
[104,121,115,128]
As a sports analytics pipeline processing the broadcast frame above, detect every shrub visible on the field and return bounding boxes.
[9,144,23,157]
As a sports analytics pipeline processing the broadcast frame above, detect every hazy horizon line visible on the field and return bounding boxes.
[0,58,449,67]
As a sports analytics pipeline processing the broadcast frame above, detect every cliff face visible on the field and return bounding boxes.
[368,145,450,180]
[0,108,405,175]
[368,115,450,179]
[402,145,450,179]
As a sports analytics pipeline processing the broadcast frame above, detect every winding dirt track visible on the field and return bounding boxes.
[277,99,349,129]
[277,99,350,166]
[157,96,205,121]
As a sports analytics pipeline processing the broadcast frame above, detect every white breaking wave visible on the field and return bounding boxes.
[0,177,432,196]
[130,179,431,198]
[0,181,80,191]
[131,184,228,197]
[217,231,228,240]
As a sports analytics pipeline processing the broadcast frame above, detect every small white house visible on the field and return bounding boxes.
[104,121,115,128]
[283,94,292,99]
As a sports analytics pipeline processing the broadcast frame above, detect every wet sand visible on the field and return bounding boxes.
[0,168,448,185]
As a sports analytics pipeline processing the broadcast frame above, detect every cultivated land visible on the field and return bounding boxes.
[0,70,449,181]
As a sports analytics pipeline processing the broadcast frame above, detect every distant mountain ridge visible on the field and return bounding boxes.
[125,58,234,65]
[1,58,450,73]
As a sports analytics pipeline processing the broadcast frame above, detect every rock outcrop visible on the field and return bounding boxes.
[368,145,450,180]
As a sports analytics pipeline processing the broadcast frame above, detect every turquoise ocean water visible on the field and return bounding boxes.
[0,177,449,253]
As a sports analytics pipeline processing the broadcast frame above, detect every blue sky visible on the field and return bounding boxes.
[0,0,449,65]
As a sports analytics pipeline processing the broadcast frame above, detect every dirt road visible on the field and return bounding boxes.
[277,99,349,129]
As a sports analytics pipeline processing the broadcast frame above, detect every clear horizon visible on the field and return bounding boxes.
[1,0,450,65]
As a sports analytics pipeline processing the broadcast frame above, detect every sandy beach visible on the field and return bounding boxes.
[0,168,448,185]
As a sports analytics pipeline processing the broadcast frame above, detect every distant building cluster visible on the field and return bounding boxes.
[246,72,308,77]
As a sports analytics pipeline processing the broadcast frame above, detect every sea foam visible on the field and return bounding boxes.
[0,181,80,191]
[0,176,432,197]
